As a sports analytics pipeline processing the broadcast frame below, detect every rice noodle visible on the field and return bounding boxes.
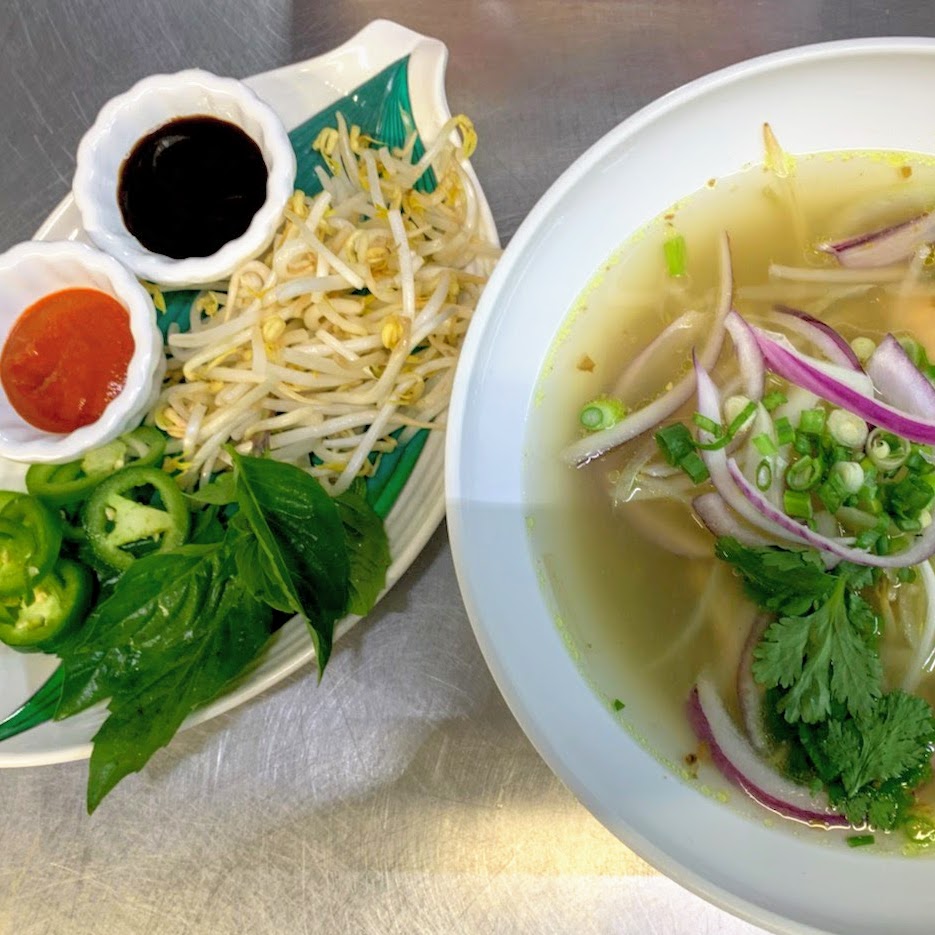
[902,561,935,692]
[150,115,499,493]
[769,263,906,284]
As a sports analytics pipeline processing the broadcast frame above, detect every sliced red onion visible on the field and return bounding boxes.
[751,323,935,446]
[770,305,862,371]
[866,334,935,419]
[694,357,831,549]
[614,309,705,399]
[726,458,935,568]
[562,233,733,467]
[819,212,935,269]
[725,310,764,400]
[692,492,778,549]
[741,320,873,397]
[687,676,848,827]
[737,615,770,754]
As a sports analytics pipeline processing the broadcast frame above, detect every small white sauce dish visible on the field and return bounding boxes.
[72,69,296,288]
[0,240,165,464]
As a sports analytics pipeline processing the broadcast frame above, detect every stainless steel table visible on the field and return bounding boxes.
[3,3,935,933]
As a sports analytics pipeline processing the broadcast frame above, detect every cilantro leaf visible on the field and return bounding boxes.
[821,692,935,795]
[753,578,882,724]
[834,783,912,831]
[752,614,811,690]
[721,539,935,835]
[790,693,935,830]
[714,537,834,615]
[838,562,877,593]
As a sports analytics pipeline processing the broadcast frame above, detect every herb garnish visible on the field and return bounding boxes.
[716,537,935,831]
[54,454,390,812]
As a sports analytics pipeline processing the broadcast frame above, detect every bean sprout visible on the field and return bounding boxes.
[150,114,499,494]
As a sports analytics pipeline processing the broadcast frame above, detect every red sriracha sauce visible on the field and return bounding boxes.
[1,288,135,433]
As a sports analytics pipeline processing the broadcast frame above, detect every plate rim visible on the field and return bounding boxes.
[0,17,499,768]
[446,35,935,935]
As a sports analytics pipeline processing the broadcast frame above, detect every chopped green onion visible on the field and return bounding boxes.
[726,401,757,438]
[875,534,893,556]
[897,517,923,533]
[817,474,847,514]
[655,423,695,466]
[828,443,851,465]
[762,391,787,412]
[753,433,778,456]
[832,461,864,495]
[884,473,935,522]
[679,451,709,484]
[580,396,627,432]
[612,698,625,711]
[906,450,930,473]
[774,416,794,446]
[898,336,927,369]
[695,435,732,451]
[897,567,918,584]
[856,480,879,507]
[846,834,875,849]
[798,408,826,436]
[856,529,879,550]
[827,409,869,449]
[793,433,813,456]
[653,424,709,481]
[867,427,909,471]
[866,497,884,516]
[755,460,772,491]
[663,234,687,278]
[693,413,721,436]
[784,488,813,520]
[786,456,822,491]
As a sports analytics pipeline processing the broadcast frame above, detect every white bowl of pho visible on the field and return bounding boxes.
[447,37,935,935]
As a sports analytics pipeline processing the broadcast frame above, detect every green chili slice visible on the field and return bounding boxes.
[83,465,189,571]
[0,494,62,598]
[0,558,92,652]
[26,426,167,508]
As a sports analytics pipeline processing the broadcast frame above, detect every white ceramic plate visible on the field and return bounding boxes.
[0,19,498,767]
[447,38,935,935]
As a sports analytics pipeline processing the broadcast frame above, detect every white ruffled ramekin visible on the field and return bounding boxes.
[72,69,296,288]
[0,240,165,463]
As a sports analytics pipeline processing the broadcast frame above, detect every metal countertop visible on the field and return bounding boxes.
[4,2,935,932]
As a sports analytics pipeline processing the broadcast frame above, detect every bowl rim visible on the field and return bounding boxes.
[0,239,163,463]
[72,68,297,287]
[446,35,935,935]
